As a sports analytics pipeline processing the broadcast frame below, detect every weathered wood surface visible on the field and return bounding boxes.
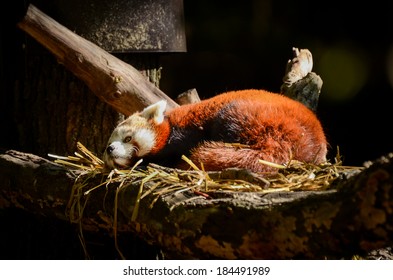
[281,48,323,112]
[1,150,392,259]
[17,4,179,116]
[176,88,201,105]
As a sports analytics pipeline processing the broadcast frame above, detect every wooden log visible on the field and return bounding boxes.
[17,4,179,116]
[1,149,393,259]
[176,88,201,105]
[280,47,323,112]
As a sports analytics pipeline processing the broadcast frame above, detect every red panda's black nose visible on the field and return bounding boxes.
[106,145,114,154]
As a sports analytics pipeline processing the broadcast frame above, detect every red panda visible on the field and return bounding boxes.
[103,89,327,173]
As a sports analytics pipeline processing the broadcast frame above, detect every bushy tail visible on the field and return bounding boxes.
[180,141,287,173]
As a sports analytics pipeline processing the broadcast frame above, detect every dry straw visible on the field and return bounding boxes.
[49,142,363,205]
[49,142,363,258]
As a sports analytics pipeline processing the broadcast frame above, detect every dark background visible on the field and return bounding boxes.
[1,0,393,259]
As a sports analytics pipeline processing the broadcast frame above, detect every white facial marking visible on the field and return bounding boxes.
[133,128,156,156]
[108,141,129,158]
[103,113,158,169]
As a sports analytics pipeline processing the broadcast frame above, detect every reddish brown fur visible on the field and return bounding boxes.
[144,89,327,173]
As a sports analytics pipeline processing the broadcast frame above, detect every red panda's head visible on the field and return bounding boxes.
[103,100,167,170]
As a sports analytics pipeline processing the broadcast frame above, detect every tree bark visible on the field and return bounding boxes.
[17,4,179,116]
[13,46,122,157]
[1,149,392,259]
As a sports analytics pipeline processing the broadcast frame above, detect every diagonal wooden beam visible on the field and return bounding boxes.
[17,4,179,116]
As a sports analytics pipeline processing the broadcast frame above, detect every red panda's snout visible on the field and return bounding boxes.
[103,140,136,170]
[103,101,167,170]
[103,127,157,170]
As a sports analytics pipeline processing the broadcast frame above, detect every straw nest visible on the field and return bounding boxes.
[48,142,364,258]
[49,142,363,212]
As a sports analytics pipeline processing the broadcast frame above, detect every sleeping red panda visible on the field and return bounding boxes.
[103,89,327,173]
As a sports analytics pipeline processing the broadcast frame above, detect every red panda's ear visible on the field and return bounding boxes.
[140,100,167,124]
